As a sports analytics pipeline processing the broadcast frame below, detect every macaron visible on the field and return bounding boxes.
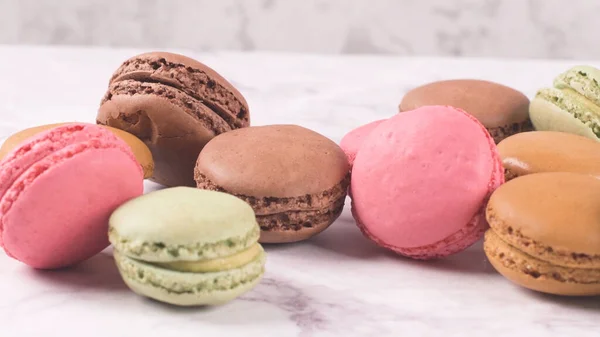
[0,123,154,179]
[0,123,143,269]
[351,106,504,259]
[97,51,250,187]
[109,187,266,306]
[529,65,600,141]
[484,172,600,296]
[339,119,385,168]
[498,131,600,181]
[194,124,350,243]
[399,79,532,143]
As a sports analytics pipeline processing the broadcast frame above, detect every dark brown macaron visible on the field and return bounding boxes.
[194,124,350,243]
[498,131,600,181]
[399,79,532,143]
[97,52,249,187]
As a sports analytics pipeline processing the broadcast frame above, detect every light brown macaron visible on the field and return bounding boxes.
[484,172,600,296]
[194,124,350,243]
[97,51,249,187]
[498,131,600,181]
[399,79,533,143]
[0,123,154,178]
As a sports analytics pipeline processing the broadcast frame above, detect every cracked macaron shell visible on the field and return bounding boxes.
[399,79,532,143]
[0,122,154,179]
[108,187,261,263]
[498,131,600,180]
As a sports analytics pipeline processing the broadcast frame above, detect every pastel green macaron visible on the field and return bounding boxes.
[109,187,266,306]
[530,65,600,140]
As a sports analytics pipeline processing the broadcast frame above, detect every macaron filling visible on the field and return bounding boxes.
[151,243,264,273]
[535,87,600,137]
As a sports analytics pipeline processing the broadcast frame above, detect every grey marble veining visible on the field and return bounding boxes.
[0,0,599,59]
[0,45,600,336]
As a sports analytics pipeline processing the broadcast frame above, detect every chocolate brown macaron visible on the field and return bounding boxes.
[484,172,600,296]
[194,124,350,243]
[400,79,532,143]
[97,52,249,187]
[498,131,600,181]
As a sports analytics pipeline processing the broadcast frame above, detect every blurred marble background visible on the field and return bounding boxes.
[0,0,598,59]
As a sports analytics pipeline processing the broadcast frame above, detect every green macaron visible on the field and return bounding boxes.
[530,65,600,141]
[109,187,266,306]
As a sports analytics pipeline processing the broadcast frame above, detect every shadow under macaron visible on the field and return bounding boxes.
[25,250,128,292]
[512,286,600,310]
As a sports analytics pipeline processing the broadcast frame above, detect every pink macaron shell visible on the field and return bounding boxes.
[340,119,386,167]
[351,105,504,259]
[0,124,143,269]
[0,123,121,200]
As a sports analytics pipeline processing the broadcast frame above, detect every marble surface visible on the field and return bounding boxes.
[0,45,600,337]
[1,0,600,59]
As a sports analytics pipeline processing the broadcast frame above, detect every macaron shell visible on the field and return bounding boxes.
[0,123,154,179]
[195,124,349,198]
[339,119,386,167]
[351,106,503,256]
[1,144,143,268]
[529,94,600,141]
[109,187,260,263]
[109,52,249,128]
[484,230,600,296]
[498,131,600,179]
[114,250,265,306]
[399,79,530,128]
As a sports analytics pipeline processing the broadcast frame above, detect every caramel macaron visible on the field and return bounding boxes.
[0,123,154,178]
[400,79,532,143]
[484,172,600,296]
[498,131,600,181]
[194,124,350,243]
[97,52,249,187]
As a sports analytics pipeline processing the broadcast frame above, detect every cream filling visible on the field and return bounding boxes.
[153,243,263,273]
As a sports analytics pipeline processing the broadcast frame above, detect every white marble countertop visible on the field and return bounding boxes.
[0,46,598,337]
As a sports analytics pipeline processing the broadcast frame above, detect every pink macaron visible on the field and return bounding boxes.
[0,123,143,269]
[351,106,504,259]
[340,119,386,167]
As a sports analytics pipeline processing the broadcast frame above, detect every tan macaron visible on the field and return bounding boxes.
[484,172,600,296]
[498,131,600,181]
[0,123,154,179]
[400,79,532,143]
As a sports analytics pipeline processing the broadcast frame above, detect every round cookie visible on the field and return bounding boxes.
[194,124,350,243]
[97,51,249,187]
[109,187,265,306]
[498,131,600,181]
[0,123,143,269]
[400,79,532,143]
[484,172,600,296]
[0,123,154,179]
[351,106,504,259]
